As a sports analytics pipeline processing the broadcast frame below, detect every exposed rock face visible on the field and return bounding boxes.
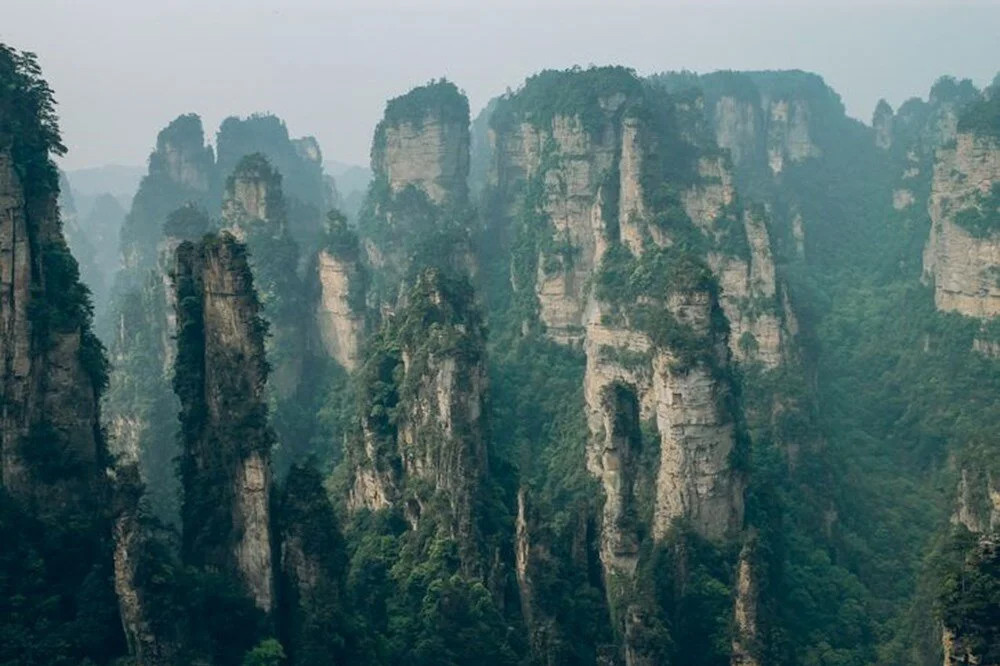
[763,96,821,174]
[347,269,487,567]
[923,132,1000,318]
[731,540,761,666]
[222,154,305,399]
[111,463,180,665]
[713,96,759,168]
[316,249,365,371]
[953,468,1000,534]
[173,234,276,612]
[373,83,470,205]
[489,105,622,343]
[708,207,786,368]
[490,85,789,365]
[223,152,286,238]
[0,149,105,518]
[874,99,894,150]
[584,290,745,579]
[703,87,821,176]
[488,72,759,662]
[151,114,214,193]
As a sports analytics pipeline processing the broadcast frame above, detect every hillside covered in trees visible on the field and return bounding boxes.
[1,39,999,666]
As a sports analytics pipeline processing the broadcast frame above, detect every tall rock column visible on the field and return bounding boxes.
[0,146,107,519]
[347,269,488,569]
[0,45,124,663]
[922,125,1000,319]
[173,233,276,612]
[362,79,473,307]
[222,153,306,399]
[316,210,367,371]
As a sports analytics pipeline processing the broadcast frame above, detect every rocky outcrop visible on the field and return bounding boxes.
[173,234,276,613]
[490,77,789,364]
[706,205,786,368]
[316,249,365,370]
[923,131,1000,318]
[763,96,821,174]
[347,269,487,567]
[874,99,894,150]
[699,79,824,176]
[111,462,180,665]
[584,290,745,578]
[151,114,214,193]
[223,153,286,239]
[488,72,757,663]
[0,148,106,519]
[953,467,1000,535]
[373,81,470,205]
[731,540,761,666]
[222,154,305,398]
[488,99,623,343]
[117,114,213,274]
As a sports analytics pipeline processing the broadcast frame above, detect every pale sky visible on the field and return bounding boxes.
[2,0,998,170]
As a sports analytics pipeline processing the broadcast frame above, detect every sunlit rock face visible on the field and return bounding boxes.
[373,85,471,205]
[923,132,1000,318]
[316,249,365,371]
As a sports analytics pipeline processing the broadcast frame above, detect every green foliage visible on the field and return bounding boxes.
[323,208,360,259]
[342,513,520,666]
[379,78,469,131]
[357,175,474,303]
[0,493,125,664]
[935,530,1000,663]
[952,183,1000,238]
[957,96,1000,139]
[641,526,736,666]
[276,464,366,663]
[163,202,210,239]
[0,43,65,199]
[490,66,643,138]
[242,638,286,666]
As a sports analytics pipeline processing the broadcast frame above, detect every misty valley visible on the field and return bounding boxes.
[1,33,1000,666]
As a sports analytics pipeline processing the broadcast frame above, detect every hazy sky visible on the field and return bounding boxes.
[3,0,998,170]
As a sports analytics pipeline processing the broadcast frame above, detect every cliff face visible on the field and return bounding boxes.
[361,80,474,310]
[372,82,470,205]
[505,111,619,343]
[584,288,745,580]
[486,70,755,662]
[316,249,365,370]
[315,211,367,371]
[0,148,106,519]
[348,269,487,562]
[118,114,214,275]
[703,80,823,177]
[0,48,124,661]
[111,463,181,665]
[489,75,789,366]
[922,131,1000,318]
[152,114,215,193]
[223,152,286,238]
[173,234,276,613]
[222,153,306,400]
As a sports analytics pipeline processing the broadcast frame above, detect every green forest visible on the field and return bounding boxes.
[0,28,999,666]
